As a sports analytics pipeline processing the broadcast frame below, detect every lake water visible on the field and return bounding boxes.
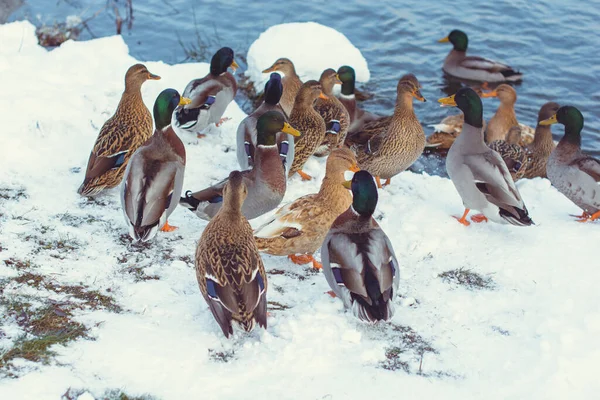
[11,0,600,174]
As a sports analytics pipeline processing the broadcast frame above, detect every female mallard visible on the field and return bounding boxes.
[488,126,527,181]
[121,89,191,242]
[262,58,303,118]
[484,84,519,143]
[254,148,359,270]
[321,170,400,323]
[313,68,350,157]
[346,74,426,188]
[438,30,522,82]
[173,47,238,138]
[180,111,300,220]
[521,102,561,179]
[195,171,268,338]
[288,80,328,180]
[541,106,600,222]
[236,73,295,173]
[439,87,533,226]
[78,64,160,197]
[336,65,378,132]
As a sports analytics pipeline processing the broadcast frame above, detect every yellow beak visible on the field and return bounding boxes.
[262,64,277,73]
[438,94,457,107]
[539,114,558,126]
[342,180,352,189]
[438,36,450,43]
[178,97,192,106]
[334,74,343,85]
[282,122,301,137]
[230,60,239,72]
[349,163,360,173]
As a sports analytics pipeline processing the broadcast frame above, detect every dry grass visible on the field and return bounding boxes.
[438,268,495,290]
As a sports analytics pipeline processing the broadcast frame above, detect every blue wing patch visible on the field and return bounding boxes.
[208,195,223,204]
[332,267,345,286]
[326,120,341,135]
[206,279,219,299]
[200,95,216,110]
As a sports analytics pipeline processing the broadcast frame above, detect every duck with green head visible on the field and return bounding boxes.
[321,170,400,323]
[180,111,300,221]
[541,106,600,222]
[121,88,191,242]
[438,30,522,83]
[336,65,378,132]
[173,47,239,138]
[439,87,533,226]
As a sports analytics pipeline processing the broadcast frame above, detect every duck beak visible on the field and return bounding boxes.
[438,36,450,43]
[282,122,301,137]
[342,180,352,189]
[262,64,277,73]
[178,97,192,106]
[413,89,426,102]
[438,94,457,107]
[481,90,498,98]
[349,163,360,173]
[230,60,239,72]
[334,74,343,85]
[319,92,329,100]
[539,114,558,126]
[147,72,161,80]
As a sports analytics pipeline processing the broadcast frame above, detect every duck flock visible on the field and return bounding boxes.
[76,30,599,338]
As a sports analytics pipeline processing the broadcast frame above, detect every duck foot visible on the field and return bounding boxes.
[375,176,383,189]
[196,133,207,139]
[288,254,313,265]
[383,178,392,187]
[297,170,312,181]
[160,221,178,232]
[326,290,337,298]
[216,117,231,127]
[575,211,600,223]
[453,209,471,226]
[471,214,488,223]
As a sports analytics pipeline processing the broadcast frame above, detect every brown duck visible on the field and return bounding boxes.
[484,84,519,143]
[313,68,350,157]
[262,58,303,118]
[521,102,561,179]
[488,126,527,181]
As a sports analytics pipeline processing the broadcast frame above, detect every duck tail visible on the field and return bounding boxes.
[499,206,534,226]
[351,268,395,322]
[131,222,159,243]
[77,179,104,197]
[179,190,201,211]
[501,69,523,82]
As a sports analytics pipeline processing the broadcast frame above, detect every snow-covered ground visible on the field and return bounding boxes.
[0,20,599,400]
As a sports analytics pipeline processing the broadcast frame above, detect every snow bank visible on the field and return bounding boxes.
[246,22,370,91]
[0,21,599,400]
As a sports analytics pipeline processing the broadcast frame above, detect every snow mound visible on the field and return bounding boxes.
[246,22,370,91]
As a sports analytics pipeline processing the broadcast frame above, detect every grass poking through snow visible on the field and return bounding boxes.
[438,268,495,290]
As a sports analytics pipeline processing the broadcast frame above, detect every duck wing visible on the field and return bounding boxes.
[572,156,600,182]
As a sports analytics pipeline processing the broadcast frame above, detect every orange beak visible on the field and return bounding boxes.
[319,92,329,100]
[147,72,161,80]
[349,163,360,173]
[481,90,498,98]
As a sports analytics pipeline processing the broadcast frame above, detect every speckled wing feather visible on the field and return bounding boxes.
[573,157,600,181]
[461,56,515,74]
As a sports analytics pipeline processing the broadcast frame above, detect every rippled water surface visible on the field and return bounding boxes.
[13,0,600,167]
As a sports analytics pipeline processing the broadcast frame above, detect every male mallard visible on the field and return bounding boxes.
[541,106,600,222]
[313,68,350,157]
[173,47,238,138]
[488,126,527,181]
[180,111,300,220]
[438,30,522,82]
[321,170,400,323]
[439,87,533,226]
[346,74,426,188]
[236,73,295,173]
[254,148,359,270]
[288,80,328,180]
[78,64,160,197]
[336,65,378,132]
[521,102,561,179]
[262,58,303,118]
[121,89,191,242]
[195,171,268,338]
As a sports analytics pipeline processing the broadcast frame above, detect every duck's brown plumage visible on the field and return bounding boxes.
[79,64,160,196]
[262,58,302,118]
[484,84,519,143]
[488,126,527,181]
[521,102,561,179]
[313,69,350,156]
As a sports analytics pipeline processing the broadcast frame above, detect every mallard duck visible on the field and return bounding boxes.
[521,102,561,179]
[236,73,295,173]
[78,64,160,197]
[346,74,426,188]
[439,87,533,226]
[483,84,519,143]
[288,80,328,180]
[121,89,191,242]
[313,68,350,157]
[321,170,400,322]
[488,126,527,181]
[438,30,522,82]
[336,65,378,132]
[173,47,238,138]
[180,111,300,220]
[262,58,303,118]
[195,171,268,338]
[541,106,600,222]
[254,148,359,269]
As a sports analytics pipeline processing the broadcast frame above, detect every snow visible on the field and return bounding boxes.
[246,22,370,91]
[0,20,599,400]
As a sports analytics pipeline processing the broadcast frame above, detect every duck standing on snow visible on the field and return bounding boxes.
[541,106,600,222]
[346,74,426,188]
[121,89,191,242]
[288,80,329,180]
[438,30,522,82]
[78,64,160,197]
[439,87,533,226]
[488,126,527,181]
[262,58,303,118]
[521,102,561,179]
[236,73,295,173]
[254,148,359,270]
[321,170,400,323]
[195,171,268,338]
[180,111,300,220]
[313,68,350,156]
[172,47,238,138]
[336,65,377,132]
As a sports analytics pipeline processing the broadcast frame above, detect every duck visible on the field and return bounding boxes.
[236,73,295,173]
[488,126,527,181]
[346,74,426,188]
[313,68,350,156]
[438,30,522,82]
[121,88,191,242]
[483,84,519,143]
[78,64,160,197]
[541,106,600,222]
[439,87,533,226]
[172,47,238,138]
[521,102,561,179]
[195,170,268,338]
[288,80,328,180]
[262,58,303,118]
[254,148,359,270]
[321,170,400,323]
[336,65,378,132]
[180,111,300,220]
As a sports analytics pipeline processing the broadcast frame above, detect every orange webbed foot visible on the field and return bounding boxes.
[196,133,207,139]
[326,290,337,298]
[312,259,323,270]
[297,170,312,181]
[160,221,178,232]
[471,214,489,223]
[453,209,471,226]
[382,178,392,187]
[216,117,231,127]
[288,254,313,265]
